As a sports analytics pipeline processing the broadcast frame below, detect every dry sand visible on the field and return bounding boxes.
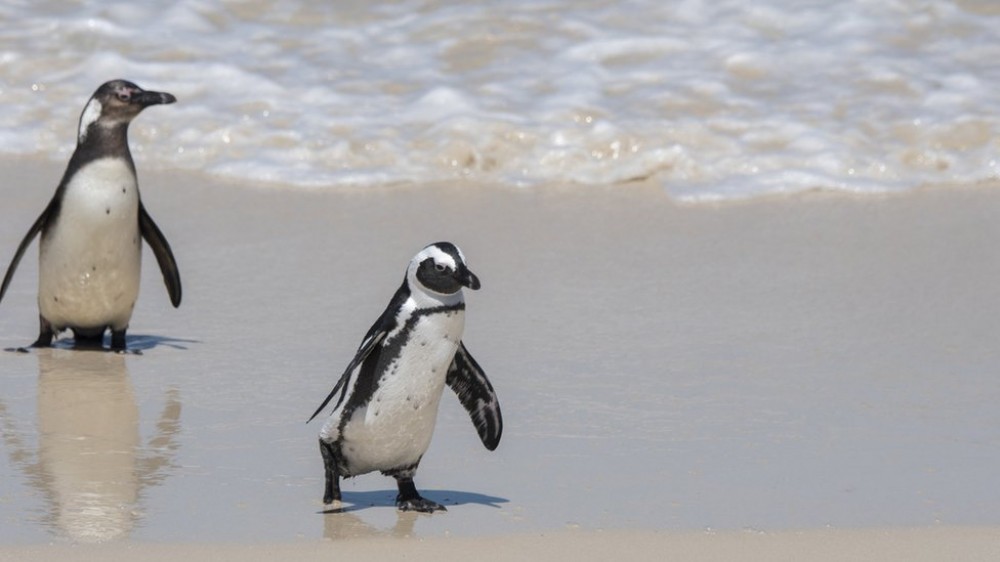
[1,156,999,559]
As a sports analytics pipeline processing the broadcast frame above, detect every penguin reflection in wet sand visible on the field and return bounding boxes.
[308,242,502,512]
[0,80,181,352]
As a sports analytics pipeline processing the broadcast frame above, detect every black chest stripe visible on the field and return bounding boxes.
[337,302,465,434]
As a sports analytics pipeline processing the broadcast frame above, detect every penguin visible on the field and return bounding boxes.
[0,79,181,352]
[307,242,502,513]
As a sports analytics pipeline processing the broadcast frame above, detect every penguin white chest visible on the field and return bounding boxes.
[39,158,142,331]
[342,309,466,475]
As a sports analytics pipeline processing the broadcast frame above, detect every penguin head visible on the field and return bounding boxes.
[409,242,480,296]
[78,80,176,143]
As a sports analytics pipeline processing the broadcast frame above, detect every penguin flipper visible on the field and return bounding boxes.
[307,329,387,423]
[309,283,408,423]
[446,341,502,450]
[0,205,50,304]
[138,203,182,307]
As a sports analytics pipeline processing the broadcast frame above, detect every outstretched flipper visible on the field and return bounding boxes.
[0,203,53,304]
[139,203,181,308]
[307,284,408,424]
[307,326,389,424]
[308,283,407,506]
[446,341,502,450]
[311,312,393,506]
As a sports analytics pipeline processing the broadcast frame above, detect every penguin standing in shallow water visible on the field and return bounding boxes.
[308,242,502,512]
[0,80,181,352]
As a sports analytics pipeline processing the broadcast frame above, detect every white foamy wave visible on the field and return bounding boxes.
[0,0,998,201]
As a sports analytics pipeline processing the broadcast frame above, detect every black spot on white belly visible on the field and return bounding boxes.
[105,207,111,215]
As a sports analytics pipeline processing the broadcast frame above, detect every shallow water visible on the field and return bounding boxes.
[0,1,998,200]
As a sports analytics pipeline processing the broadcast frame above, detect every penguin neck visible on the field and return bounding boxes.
[72,122,136,173]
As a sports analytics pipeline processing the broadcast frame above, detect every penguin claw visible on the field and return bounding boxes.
[396,497,447,513]
[321,499,344,513]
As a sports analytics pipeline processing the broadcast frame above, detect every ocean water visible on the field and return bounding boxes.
[0,0,998,201]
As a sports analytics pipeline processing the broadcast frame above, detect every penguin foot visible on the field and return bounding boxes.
[28,338,53,350]
[320,440,342,505]
[396,496,447,513]
[8,339,52,353]
[395,477,446,513]
[321,499,344,513]
[33,320,54,349]
[111,330,128,353]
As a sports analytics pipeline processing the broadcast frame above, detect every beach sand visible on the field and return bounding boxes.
[1,155,999,559]
[5,527,1000,562]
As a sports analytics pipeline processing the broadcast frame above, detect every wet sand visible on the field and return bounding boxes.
[6,527,1000,562]
[1,156,999,558]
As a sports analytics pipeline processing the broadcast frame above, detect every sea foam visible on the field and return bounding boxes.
[0,0,998,201]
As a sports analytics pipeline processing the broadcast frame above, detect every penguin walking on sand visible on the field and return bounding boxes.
[308,242,502,512]
[0,80,181,352]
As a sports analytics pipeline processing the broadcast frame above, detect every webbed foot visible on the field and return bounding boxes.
[395,476,446,513]
[396,495,447,513]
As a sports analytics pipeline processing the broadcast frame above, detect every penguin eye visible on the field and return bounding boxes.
[434,263,447,273]
[116,91,130,102]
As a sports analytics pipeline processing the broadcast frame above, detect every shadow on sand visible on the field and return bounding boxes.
[319,490,508,540]
[4,333,198,353]
[320,489,507,514]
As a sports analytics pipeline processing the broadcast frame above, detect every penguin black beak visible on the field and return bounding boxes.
[133,90,177,107]
[459,268,481,291]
